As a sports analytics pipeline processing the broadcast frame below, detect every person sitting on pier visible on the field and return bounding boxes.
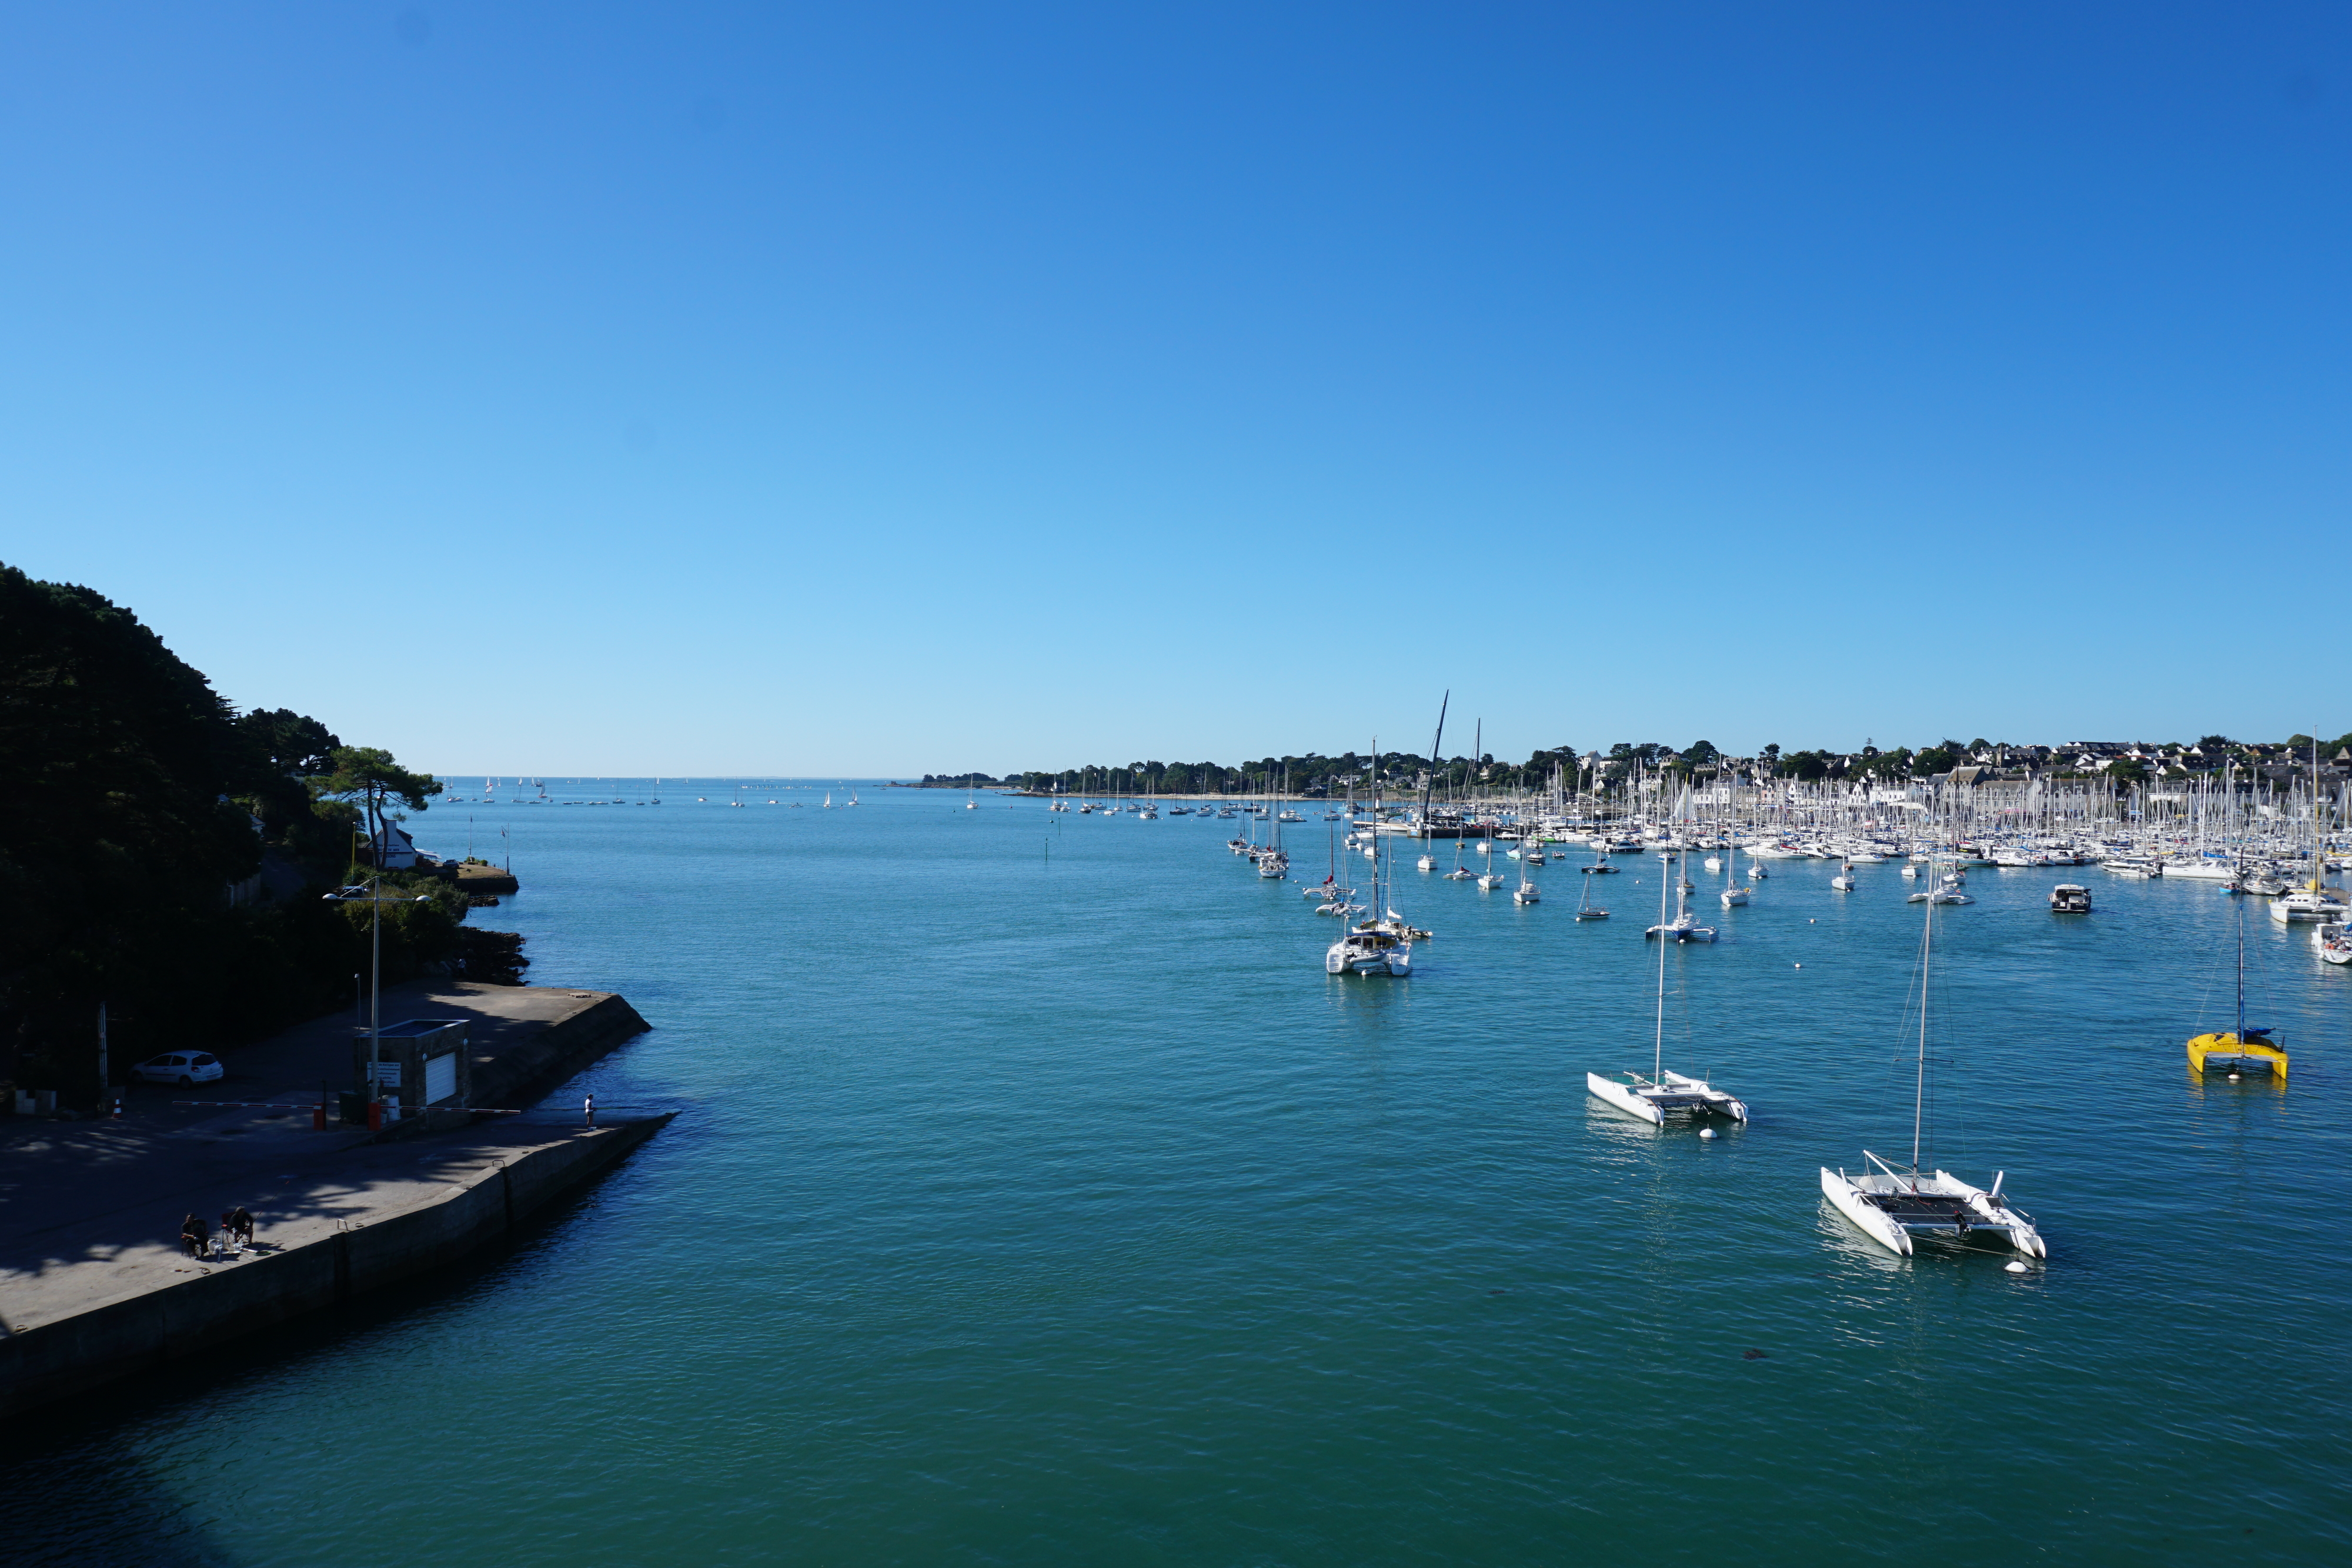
[228,1206,255,1248]
[180,1214,208,1259]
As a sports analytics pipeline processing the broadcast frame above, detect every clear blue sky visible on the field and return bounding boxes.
[4,4,2345,775]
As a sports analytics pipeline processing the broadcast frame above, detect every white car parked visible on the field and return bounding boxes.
[133,1051,224,1087]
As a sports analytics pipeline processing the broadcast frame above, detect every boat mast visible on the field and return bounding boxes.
[1913,860,1933,1173]
[1421,691,1450,833]
[2310,735,2324,895]
[2236,895,2246,1042]
[1653,853,1670,1079]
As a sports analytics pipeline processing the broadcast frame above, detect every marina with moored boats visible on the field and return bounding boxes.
[1020,729,2350,1270]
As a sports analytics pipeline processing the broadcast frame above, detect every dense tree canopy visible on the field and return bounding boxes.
[0,564,463,1102]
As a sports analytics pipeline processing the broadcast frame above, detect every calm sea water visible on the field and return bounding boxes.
[13,784,2350,1566]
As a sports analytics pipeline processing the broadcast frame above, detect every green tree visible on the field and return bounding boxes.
[312,747,440,865]
[2106,757,2148,785]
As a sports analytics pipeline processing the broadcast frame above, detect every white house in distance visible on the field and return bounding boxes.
[365,821,449,870]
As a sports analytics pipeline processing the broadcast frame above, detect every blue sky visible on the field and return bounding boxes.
[4,4,2346,774]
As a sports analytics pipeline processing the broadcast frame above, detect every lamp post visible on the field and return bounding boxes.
[322,878,433,1109]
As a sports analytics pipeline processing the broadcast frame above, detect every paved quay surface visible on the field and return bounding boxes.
[0,1120,624,1333]
[0,983,644,1332]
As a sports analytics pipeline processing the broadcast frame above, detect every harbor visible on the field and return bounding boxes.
[9,784,2344,1563]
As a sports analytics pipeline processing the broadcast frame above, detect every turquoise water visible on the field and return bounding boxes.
[14,785,2351,1565]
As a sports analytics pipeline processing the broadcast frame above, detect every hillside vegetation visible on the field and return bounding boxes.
[0,564,464,1103]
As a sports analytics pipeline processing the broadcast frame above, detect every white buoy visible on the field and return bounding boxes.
[2228,1072,2241,1081]
[2004,1261,2030,1274]
[1793,962,1802,968]
[1699,1127,1718,1139]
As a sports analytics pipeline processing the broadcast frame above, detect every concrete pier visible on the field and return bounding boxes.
[0,1116,669,1417]
[0,981,663,1417]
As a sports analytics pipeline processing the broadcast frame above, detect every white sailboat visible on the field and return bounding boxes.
[1820,881,2046,1260]
[2271,743,2344,924]
[1586,865,1745,1123]
[1644,852,1716,942]
[1327,730,1423,975]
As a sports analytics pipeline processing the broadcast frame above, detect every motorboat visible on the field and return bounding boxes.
[2049,884,2092,914]
[1830,861,1857,892]
[2100,857,2159,878]
[2320,925,2352,966]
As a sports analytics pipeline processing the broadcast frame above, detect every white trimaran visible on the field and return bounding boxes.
[1585,862,1747,1124]
[1820,879,2046,1259]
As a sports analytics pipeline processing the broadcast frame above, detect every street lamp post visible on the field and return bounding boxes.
[322,878,434,1112]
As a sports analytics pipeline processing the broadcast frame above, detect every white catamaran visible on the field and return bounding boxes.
[1820,883,2046,1260]
[1586,863,1747,1124]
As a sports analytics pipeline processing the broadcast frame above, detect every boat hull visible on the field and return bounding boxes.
[1822,1167,1912,1256]
[2186,1032,2288,1078]
[1586,1072,1662,1124]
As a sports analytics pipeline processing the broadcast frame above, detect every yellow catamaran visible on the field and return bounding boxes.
[2188,895,2288,1079]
